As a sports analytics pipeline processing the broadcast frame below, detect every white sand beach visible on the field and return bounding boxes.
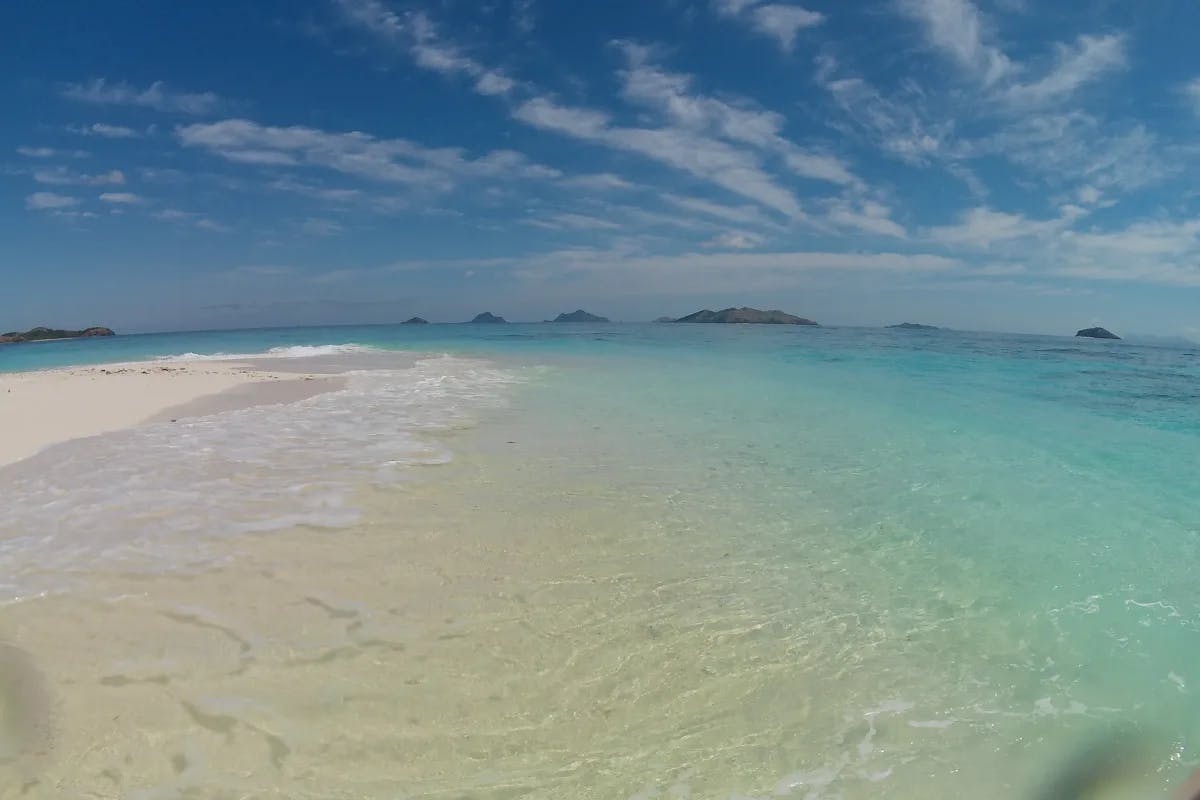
[0,362,340,468]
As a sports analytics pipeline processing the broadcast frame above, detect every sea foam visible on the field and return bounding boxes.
[156,343,378,362]
[0,354,519,601]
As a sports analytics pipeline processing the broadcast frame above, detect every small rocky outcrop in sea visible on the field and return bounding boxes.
[402,317,429,325]
[470,312,507,324]
[0,326,115,344]
[673,307,818,325]
[887,323,941,331]
[1076,327,1120,340]
[553,310,610,323]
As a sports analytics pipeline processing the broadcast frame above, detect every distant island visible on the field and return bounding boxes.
[553,310,610,323]
[672,307,818,325]
[402,317,429,325]
[0,326,115,344]
[653,316,676,323]
[470,312,507,324]
[888,323,941,331]
[1076,327,1120,340]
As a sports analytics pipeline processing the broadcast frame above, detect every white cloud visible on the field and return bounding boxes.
[475,71,516,96]
[514,46,861,218]
[1077,184,1103,205]
[712,0,823,52]
[899,0,1013,84]
[33,168,125,186]
[178,118,556,189]
[663,193,777,228]
[1004,34,1126,107]
[562,173,634,191]
[221,148,300,165]
[154,208,197,221]
[524,212,620,230]
[336,1,518,97]
[337,8,852,215]
[713,0,759,14]
[816,56,947,166]
[925,206,1068,248]
[748,5,824,51]
[154,211,230,232]
[62,79,222,115]
[99,192,143,204]
[827,200,907,238]
[17,146,56,158]
[26,192,80,210]
[1064,219,1200,258]
[926,207,1033,247]
[616,45,856,186]
[269,177,363,202]
[1047,219,1200,286]
[516,96,803,217]
[72,122,141,138]
[704,231,765,249]
[16,146,89,159]
[899,1,1128,108]
[969,113,1169,193]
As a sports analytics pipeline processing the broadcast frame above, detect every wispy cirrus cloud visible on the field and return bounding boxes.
[662,193,779,229]
[61,79,223,115]
[617,44,856,187]
[1002,34,1126,107]
[333,3,855,218]
[178,118,558,190]
[334,0,516,96]
[514,95,805,217]
[898,0,1127,107]
[898,0,1013,84]
[513,43,861,219]
[815,55,947,166]
[561,173,635,192]
[522,211,620,231]
[965,112,1170,193]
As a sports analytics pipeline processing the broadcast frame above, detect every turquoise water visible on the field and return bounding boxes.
[6,324,1200,796]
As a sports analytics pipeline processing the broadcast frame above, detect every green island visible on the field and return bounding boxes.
[0,326,116,344]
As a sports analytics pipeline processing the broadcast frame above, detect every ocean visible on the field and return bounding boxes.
[2,323,1199,798]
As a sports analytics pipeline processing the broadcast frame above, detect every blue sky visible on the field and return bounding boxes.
[4,0,1200,335]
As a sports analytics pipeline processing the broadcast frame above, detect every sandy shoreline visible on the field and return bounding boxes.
[0,361,343,468]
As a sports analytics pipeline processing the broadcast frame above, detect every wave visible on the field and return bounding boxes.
[0,355,522,601]
[156,343,380,362]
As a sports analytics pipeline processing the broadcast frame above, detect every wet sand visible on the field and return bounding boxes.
[0,362,339,468]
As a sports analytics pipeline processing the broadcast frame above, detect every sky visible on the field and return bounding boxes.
[4,0,1200,335]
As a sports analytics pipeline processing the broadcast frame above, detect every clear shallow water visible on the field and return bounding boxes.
[5,323,1200,796]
